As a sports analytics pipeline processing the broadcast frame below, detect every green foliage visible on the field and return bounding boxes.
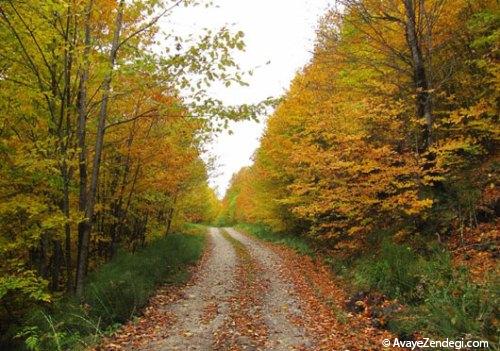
[391,269,498,343]
[353,240,424,301]
[468,8,500,50]
[215,185,239,227]
[0,272,51,303]
[14,231,205,351]
[350,239,498,342]
[0,271,52,349]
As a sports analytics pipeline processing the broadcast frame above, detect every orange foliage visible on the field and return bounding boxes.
[223,0,499,249]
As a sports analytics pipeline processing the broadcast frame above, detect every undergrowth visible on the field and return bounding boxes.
[335,237,498,345]
[15,226,206,351]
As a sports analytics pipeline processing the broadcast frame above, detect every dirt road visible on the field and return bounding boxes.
[100,227,393,351]
[149,227,312,350]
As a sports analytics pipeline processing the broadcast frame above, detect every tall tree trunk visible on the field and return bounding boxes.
[39,234,50,279]
[109,121,138,258]
[62,169,73,292]
[75,0,93,296]
[75,0,125,297]
[53,0,76,293]
[403,0,433,149]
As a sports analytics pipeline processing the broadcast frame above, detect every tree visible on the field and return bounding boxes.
[0,0,257,307]
[224,0,498,251]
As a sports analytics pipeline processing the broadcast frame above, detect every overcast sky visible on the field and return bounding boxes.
[164,0,332,197]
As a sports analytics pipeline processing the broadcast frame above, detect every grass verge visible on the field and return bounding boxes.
[351,239,498,344]
[17,226,206,351]
[235,223,314,256]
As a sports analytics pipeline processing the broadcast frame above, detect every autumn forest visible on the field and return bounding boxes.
[0,0,498,350]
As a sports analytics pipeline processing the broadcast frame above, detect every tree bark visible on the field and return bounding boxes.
[62,169,73,292]
[75,0,125,297]
[165,208,175,236]
[75,0,93,296]
[402,0,433,149]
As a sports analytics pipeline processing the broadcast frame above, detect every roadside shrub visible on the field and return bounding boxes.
[391,269,498,343]
[85,233,203,324]
[353,240,422,300]
[351,238,498,343]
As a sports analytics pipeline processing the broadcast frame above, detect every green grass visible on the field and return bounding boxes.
[84,231,205,325]
[349,239,498,344]
[353,239,425,302]
[390,269,498,343]
[235,223,314,256]
[17,227,206,351]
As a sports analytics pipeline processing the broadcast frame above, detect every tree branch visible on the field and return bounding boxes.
[116,0,184,52]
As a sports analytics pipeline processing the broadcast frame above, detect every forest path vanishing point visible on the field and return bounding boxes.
[99,227,393,351]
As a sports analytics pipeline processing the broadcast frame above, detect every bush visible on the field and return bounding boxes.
[353,239,423,301]
[351,239,498,343]
[18,231,205,351]
[391,269,498,342]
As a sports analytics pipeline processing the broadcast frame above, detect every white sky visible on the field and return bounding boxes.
[164,0,332,197]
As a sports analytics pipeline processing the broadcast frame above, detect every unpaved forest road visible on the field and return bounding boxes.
[100,227,395,350]
[147,227,312,351]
